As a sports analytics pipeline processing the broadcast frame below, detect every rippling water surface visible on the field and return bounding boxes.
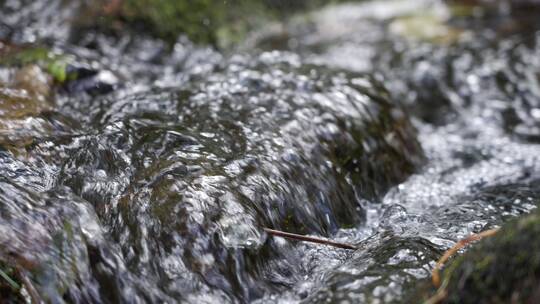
[1,0,540,303]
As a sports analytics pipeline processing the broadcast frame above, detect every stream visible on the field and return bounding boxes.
[1,0,540,303]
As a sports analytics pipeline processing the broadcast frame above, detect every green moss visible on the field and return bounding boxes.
[0,47,73,83]
[100,0,364,48]
[120,0,224,45]
[439,208,540,303]
[46,60,69,83]
[0,47,50,65]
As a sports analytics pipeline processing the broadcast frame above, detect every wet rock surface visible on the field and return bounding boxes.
[441,206,540,304]
[1,0,540,303]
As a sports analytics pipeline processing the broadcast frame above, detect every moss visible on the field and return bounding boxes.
[45,60,69,83]
[119,0,225,45]
[0,47,74,83]
[96,0,363,48]
[438,208,540,303]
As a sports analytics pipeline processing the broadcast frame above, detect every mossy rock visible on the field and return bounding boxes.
[440,208,540,303]
[0,47,73,83]
[96,0,363,47]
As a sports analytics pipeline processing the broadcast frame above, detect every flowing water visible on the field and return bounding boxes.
[1,0,540,303]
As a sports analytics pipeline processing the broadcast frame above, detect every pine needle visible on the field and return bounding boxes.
[263,228,357,250]
[0,268,20,290]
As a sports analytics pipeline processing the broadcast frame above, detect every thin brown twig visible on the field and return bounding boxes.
[425,228,500,304]
[431,228,499,287]
[263,228,357,250]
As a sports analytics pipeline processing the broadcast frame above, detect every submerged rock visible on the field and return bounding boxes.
[0,50,424,302]
[305,232,444,303]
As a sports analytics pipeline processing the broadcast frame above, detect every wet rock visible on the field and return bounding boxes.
[440,207,540,303]
[0,176,171,303]
[0,65,58,151]
[38,51,423,301]
[62,65,117,95]
[14,65,52,98]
